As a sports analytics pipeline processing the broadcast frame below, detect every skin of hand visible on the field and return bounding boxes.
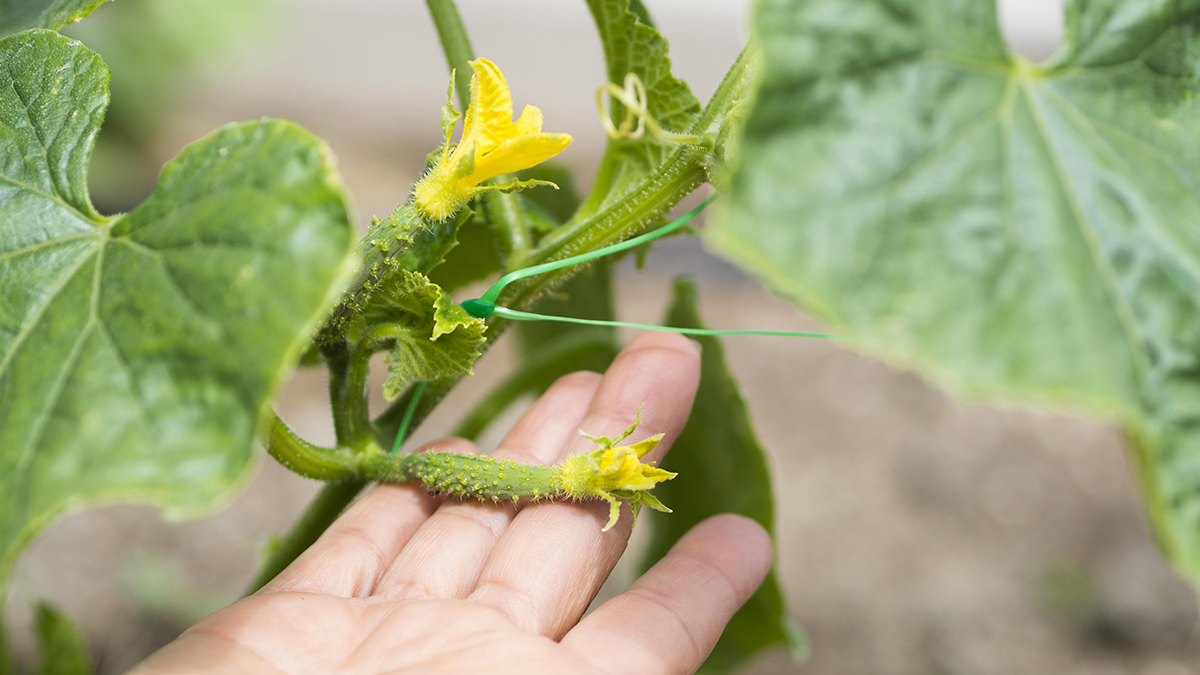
[131,332,774,675]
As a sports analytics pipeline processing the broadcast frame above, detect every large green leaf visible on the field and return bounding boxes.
[580,0,701,216]
[715,0,1200,584]
[33,603,91,675]
[643,278,801,672]
[0,30,354,582]
[0,0,108,36]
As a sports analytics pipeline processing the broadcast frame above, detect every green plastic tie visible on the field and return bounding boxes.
[474,193,718,306]
[459,193,849,341]
[491,307,848,341]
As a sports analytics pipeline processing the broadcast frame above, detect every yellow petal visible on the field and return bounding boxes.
[627,433,664,458]
[461,58,514,155]
[515,104,543,135]
[465,133,572,184]
[617,463,675,491]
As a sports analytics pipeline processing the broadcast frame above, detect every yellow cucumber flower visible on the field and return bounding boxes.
[559,407,677,531]
[414,58,573,221]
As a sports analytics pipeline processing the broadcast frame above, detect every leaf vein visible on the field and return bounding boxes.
[0,229,95,263]
[0,239,100,381]
[111,238,226,336]
[1019,82,1151,380]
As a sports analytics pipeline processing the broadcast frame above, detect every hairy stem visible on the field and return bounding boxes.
[425,0,474,108]
[264,412,360,480]
[497,46,760,312]
[326,345,375,448]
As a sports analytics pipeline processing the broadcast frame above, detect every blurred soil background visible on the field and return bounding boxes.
[5,0,1200,673]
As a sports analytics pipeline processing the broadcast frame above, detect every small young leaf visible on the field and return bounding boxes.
[34,603,92,675]
[0,30,355,585]
[353,270,486,401]
[0,0,109,37]
[715,0,1200,587]
[643,278,801,673]
[321,202,471,343]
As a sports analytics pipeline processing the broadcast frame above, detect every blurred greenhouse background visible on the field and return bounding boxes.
[5,0,1200,672]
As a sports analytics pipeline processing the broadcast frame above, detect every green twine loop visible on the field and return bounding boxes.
[489,307,851,341]
[458,193,850,342]
[473,193,719,307]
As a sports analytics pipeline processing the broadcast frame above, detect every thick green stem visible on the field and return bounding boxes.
[425,0,474,108]
[497,45,760,312]
[326,345,374,448]
[245,479,366,594]
[265,412,359,480]
[500,149,709,310]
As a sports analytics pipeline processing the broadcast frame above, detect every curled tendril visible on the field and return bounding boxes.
[595,72,701,145]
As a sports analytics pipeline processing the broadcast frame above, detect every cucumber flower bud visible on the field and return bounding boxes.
[559,407,677,531]
[414,58,572,221]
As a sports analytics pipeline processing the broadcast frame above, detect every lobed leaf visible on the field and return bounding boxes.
[0,30,355,584]
[715,0,1200,586]
[643,278,801,672]
[353,270,486,401]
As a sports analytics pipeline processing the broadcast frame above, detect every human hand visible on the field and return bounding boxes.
[132,333,773,674]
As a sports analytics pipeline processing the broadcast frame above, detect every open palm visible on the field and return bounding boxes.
[132,333,772,675]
